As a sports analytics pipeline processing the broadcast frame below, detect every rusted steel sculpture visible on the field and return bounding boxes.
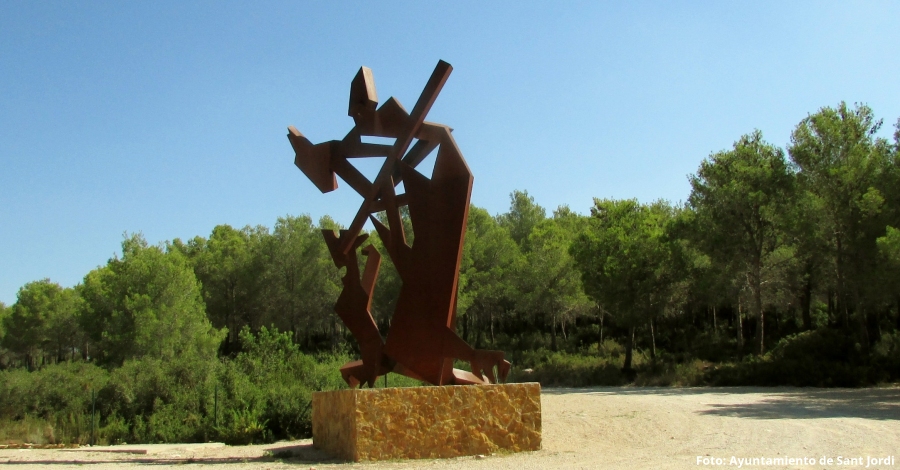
[288,60,510,387]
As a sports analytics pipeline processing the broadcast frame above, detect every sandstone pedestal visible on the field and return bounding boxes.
[311,382,541,461]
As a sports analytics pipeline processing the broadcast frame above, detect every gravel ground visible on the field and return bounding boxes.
[2,386,898,469]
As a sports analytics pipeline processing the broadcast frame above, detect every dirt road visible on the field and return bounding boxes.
[2,386,898,469]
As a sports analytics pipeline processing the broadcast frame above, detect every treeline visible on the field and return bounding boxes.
[1,102,900,444]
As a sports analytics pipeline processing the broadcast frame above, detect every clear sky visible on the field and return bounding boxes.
[2,1,899,305]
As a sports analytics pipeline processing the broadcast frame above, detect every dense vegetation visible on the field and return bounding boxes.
[2,102,900,445]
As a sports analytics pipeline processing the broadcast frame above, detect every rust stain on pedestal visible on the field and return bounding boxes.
[312,383,541,461]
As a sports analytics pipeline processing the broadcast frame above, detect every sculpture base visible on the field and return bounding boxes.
[311,382,541,461]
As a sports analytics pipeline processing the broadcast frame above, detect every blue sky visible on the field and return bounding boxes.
[2,1,899,305]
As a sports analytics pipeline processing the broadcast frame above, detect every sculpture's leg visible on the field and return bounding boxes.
[440,328,511,384]
[381,326,510,385]
[340,360,366,388]
[323,230,387,388]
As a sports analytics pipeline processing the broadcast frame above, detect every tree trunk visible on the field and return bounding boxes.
[896,296,900,331]
[827,288,835,323]
[550,315,558,352]
[623,326,636,372]
[712,306,717,333]
[230,282,237,345]
[854,286,870,350]
[736,300,744,352]
[836,237,849,329]
[462,312,470,343]
[752,257,765,355]
[801,276,813,330]
[335,319,345,352]
[758,308,765,355]
[649,318,657,360]
[873,308,885,344]
[599,308,605,344]
[489,310,495,344]
[859,304,871,353]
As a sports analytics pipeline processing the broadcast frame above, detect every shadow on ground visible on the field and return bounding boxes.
[695,388,900,420]
[542,386,900,420]
[266,442,337,462]
[1,443,339,466]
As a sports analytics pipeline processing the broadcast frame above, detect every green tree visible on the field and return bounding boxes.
[784,188,832,331]
[369,206,412,334]
[788,102,892,344]
[877,226,900,329]
[688,130,795,354]
[874,120,900,330]
[78,234,225,366]
[669,206,728,337]
[571,199,674,372]
[497,190,546,250]
[177,225,260,347]
[1,280,78,369]
[457,206,521,347]
[260,215,341,348]
[366,229,401,334]
[516,208,592,351]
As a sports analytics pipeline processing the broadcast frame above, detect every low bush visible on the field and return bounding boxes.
[635,357,708,386]
[0,362,108,421]
[873,331,900,381]
[0,362,108,444]
[509,349,631,386]
[0,327,352,445]
[706,328,875,387]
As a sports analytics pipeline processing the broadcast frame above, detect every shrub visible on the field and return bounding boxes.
[206,327,351,442]
[96,354,220,443]
[216,408,268,445]
[0,362,109,444]
[873,331,900,381]
[635,358,708,386]
[509,351,627,386]
[598,339,625,358]
[705,328,873,387]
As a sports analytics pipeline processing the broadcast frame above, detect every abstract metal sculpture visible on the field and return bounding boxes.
[288,60,510,387]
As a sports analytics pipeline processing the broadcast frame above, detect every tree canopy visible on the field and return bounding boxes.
[78,234,224,366]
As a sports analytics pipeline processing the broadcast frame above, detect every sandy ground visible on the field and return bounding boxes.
[2,386,898,469]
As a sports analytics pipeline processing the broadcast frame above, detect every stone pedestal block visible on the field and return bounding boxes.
[311,382,541,461]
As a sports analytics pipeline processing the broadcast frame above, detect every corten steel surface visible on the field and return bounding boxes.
[288,60,510,387]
